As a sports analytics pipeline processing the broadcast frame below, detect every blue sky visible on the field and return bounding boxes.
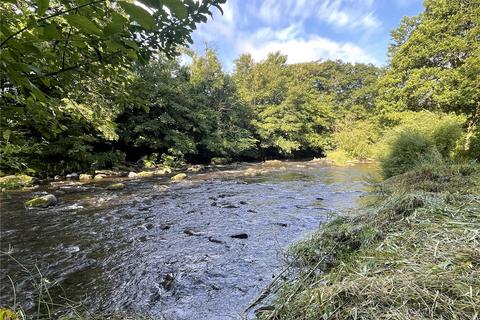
[190,0,424,70]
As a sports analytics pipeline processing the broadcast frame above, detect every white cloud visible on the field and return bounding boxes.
[191,0,382,69]
[237,29,378,65]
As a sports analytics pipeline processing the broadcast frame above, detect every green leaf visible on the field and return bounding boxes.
[162,0,187,19]
[119,2,156,31]
[40,24,59,40]
[36,0,49,16]
[65,14,102,36]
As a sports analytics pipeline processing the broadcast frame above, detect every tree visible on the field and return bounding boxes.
[377,0,480,148]
[190,49,257,159]
[0,0,225,174]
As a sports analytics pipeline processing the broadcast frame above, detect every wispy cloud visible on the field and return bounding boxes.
[190,0,419,69]
[237,25,377,65]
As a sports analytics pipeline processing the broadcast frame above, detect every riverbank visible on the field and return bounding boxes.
[259,161,480,319]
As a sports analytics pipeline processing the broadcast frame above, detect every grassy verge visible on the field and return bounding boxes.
[260,161,480,319]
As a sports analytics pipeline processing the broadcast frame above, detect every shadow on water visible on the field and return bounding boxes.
[0,161,378,319]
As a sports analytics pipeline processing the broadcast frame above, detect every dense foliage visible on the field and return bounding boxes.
[1,0,478,179]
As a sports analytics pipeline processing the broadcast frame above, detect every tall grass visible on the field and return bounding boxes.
[258,160,480,319]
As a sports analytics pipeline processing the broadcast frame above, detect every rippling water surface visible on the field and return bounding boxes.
[0,161,377,319]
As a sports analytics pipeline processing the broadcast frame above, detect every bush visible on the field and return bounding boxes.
[331,119,379,160]
[381,130,436,178]
[431,118,464,157]
[325,149,350,165]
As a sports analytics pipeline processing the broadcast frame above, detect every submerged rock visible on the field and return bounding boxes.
[106,183,125,190]
[184,228,203,236]
[25,194,57,208]
[208,236,224,244]
[79,174,92,181]
[154,185,169,192]
[264,160,282,165]
[230,233,248,239]
[244,168,262,177]
[171,173,187,181]
[0,174,34,190]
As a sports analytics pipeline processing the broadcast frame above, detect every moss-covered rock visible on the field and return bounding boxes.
[154,167,172,175]
[187,165,204,173]
[25,194,57,208]
[0,175,34,190]
[171,173,187,181]
[79,174,93,181]
[106,183,125,190]
[210,157,230,165]
[137,171,155,178]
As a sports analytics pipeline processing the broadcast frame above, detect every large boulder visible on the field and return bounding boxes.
[25,194,57,208]
[171,173,187,181]
[0,175,34,190]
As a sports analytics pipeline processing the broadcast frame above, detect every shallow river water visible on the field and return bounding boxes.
[0,161,376,319]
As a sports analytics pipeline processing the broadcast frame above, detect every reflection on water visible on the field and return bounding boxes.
[0,161,377,319]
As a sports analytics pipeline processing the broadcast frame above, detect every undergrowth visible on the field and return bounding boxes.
[259,161,480,319]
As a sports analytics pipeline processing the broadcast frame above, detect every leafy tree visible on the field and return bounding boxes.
[377,0,480,148]
[0,0,225,174]
[190,49,257,159]
[116,58,210,164]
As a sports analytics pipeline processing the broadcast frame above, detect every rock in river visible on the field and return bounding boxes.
[230,233,248,239]
[79,174,92,181]
[106,183,125,190]
[25,194,57,208]
[184,228,203,236]
[66,173,78,180]
[171,173,187,181]
[136,171,155,178]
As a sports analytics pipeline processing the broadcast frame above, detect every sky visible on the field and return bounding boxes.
[190,0,424,70]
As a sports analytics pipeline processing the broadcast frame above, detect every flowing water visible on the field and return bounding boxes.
[0,161,377,319]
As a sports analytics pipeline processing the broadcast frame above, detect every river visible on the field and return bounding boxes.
[0,160,376,319]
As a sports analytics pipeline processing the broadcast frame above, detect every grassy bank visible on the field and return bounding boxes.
[260,161,480,319]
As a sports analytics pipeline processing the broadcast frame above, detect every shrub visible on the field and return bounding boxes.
[325,149,350,165]
[381,130,436,178]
